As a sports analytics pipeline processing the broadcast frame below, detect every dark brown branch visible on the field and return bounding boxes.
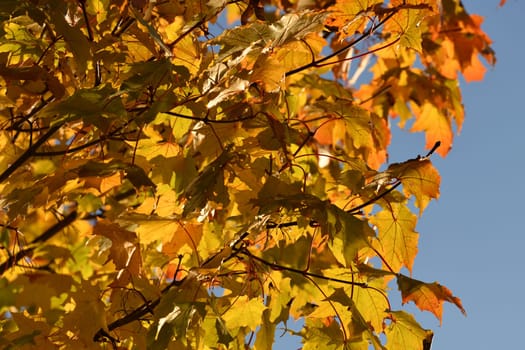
[33,137,104,157]
[111,16,135,37]
[168,17,207,48]
[8,95,54,134]
[79,0,94,42]
[94,236,248,344]
[265,142,442,227]
[239,248,367,287]
[285,9,399,77]
[0,211,77,275]
[0,123,62,184]
[32,125,130,157]
[95,272,187,343]
[36,35,63,65]
[346,180,401,215]
[314,36,401,69]
[163,110,254,124]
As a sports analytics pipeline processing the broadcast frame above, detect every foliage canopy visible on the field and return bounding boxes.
[0,0,494,349]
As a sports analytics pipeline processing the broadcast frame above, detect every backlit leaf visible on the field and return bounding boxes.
[370,203,418,274]
[0,0,493,348]
[397,274,466,323]
[388,158,441,214]
[385,311,433,350]
[410,102,453,157]
[222,296,266,331]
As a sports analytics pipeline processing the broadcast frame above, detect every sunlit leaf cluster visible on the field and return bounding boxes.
[0,0,493,349]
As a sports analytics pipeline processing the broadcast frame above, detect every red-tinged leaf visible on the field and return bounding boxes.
[251,45,311,91]
[388,158,441,214]
[397,274,466,323]
[410,102,453,157]
[370,203,418,274]
[462,53,487,82]
[385,310,433,350]
[309,101,386,167]
[127,124,181,160]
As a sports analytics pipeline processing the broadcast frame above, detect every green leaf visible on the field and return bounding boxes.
[30,159,56,176]
[77,193,102,213]
[385,311,433,350]
[325,205,374,266]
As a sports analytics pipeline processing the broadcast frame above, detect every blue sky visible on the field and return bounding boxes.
[274,1,523,349]
[377,1,523,349]
[399,1,525,349]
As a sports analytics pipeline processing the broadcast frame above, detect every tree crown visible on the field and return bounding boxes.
[0,0,494,349]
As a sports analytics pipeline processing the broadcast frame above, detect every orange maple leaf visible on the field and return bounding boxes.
[410,102,453,157]
[397,274,466,324]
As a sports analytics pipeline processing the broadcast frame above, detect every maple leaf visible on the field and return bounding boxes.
[222,296,267,331]
[92,220,142,285]
[410,102,453,157]
[0,0,494,348]
[397,274,466,323]
[387,158,441,214]
[326,0,383,35]
[371,203,419,274]
[386,311,434,350]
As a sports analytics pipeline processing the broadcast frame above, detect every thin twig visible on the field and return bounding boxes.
[0,211,77,275]
[0,123,62,184]
[285,9,399,77]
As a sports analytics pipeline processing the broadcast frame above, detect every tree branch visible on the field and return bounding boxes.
[163,110,255,124]
[239,248,367,288]
[0,211,77,276]
[0,123,62,184]
[285,9,399,77]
